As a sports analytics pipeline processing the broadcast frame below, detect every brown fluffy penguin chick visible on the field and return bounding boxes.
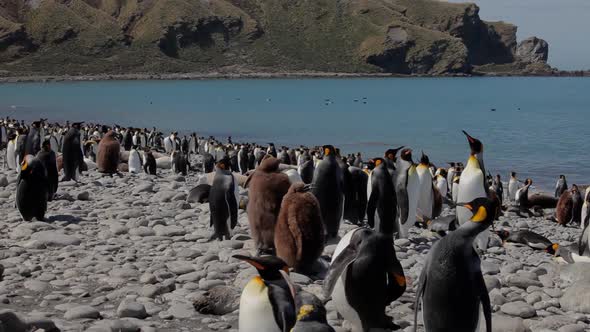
[246,155,291,255]
[554,189,573,225]
[97,131,121,174]
[275,182,325,272]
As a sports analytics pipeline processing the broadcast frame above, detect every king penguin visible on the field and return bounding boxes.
[343,166,368,225]
[61,122,84,181]
[395,148,420,239]
[508,172,520,202]
[6,133,17,170]
[416,152,442,220]
[555,175,568,198]
[456,130,490,251]
[311,145,344,239]
[581,187,590,229]
[234,255,296,332]
[209,157,239,241]
[16,155,49,221]
[128,145,142,174]
[324,229,406,332]
[366,158,397,235]
[292,291,335,332]
[275,182,325,273]
[435,168,448,198]
[414,197,496,332]
[36,139,58,201]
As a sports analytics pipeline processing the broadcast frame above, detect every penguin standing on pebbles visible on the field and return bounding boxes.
[36,139,58,201]
[143,150,157,175]
[209,158,239,241]
[324,229,406,332]
[414,197,495,332]
[366,158,397,235]
[456,130,490,250]
[274,182,325,273]
[395,148,420,238]
[234,255,296,332]
[581,187,590,229]
[16,155,49,221]
[312,145,344,239]
[61,122,84,181]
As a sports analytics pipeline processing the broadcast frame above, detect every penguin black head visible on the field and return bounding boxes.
[322,145,335,157]
[559,175,566,180]
[457,197,497,226]
[511,172,516,178]
[41,139,51,151]
[419,152,430,165]
[370,158,385,169]
[462,130,483,155]
[385,146,404,161]
[400,148,413,162]
[233,255,289,281]
[494,229,510,241]
[524,178,533,186]
[294,291,329,323]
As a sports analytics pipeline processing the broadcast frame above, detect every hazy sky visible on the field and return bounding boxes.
[448,0,590,70]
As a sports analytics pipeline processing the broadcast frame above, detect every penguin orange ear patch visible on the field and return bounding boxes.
[324,148,330,155]
[471,206,488,222]
[392,273,406,287]
[375,159,382,166]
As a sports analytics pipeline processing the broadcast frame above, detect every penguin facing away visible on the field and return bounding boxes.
[555,175,568,198]
[143,150,157,175]
[209,158,239,241]
[61,123,84,181]
[234,255,296,332]
[274,182,325,273]
[36,139,58,201]
[292,291,335,332]
[324,229,406,332]
[16,155,49,221]
[311,145,344,239]
[366,158,397,236]
[414,197,496,332]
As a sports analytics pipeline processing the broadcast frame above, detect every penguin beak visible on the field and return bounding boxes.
[462,130,476,144]
[457,203,473,211]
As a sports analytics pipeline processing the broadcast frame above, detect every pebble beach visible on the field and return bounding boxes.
[1,152,590,332]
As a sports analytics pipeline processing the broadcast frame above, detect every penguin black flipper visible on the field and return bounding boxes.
[385,259,406,304]
[323,246,357,298]
[266,282,296,332]
[413,264,427,332]
[366,187,378,228]
[398,186,409,227]
[227,181,238,229]
[579,225,589,256]
[476,265,492,332]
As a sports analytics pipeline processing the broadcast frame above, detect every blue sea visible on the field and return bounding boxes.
[1,77,589,191]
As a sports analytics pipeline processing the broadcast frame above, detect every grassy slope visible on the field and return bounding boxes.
[0,0,520,76]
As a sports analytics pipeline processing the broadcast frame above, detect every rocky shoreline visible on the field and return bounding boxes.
[0,70,588,84]
[1,150,590,332]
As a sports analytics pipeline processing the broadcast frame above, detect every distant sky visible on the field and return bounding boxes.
[448,0,590,70]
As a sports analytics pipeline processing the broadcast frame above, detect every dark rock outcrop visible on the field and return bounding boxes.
[517,37,549,63]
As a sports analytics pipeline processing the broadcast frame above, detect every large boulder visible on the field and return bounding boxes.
[516,37,549,63]
[560,278,590,313]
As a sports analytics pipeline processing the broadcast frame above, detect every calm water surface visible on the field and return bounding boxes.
[1,77,589,191]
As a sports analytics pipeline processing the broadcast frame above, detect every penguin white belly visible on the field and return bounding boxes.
[7,141,16,170]
[283,169,302,184]
[509,180,519,201]
[140,136,147,148]
[436,178,448,197]
[132,135,139,146]
[233,173,241,204]
[164,138,172,153]
[239,277,280,332]
[366,172,373,202]
[416,166,434,219]
[332,268,363,332]
[456,162,488,249]
[447,170,455,191]
[515,188,523,206]
[400,166,419,239]
[50,136,59,154]
[332,228,359,263]
[128,152,142,173]
[452,182,459,203]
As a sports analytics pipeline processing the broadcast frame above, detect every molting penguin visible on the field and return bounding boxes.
[97,130,121,175]
[414,197,496,332]
[61,122,84,181]
[234,255,296,332]
[275,182,325,273]
[128,146,142,174]
[343,166,368,225]
[311,145,344,239]
[555,175,568,198]
[554,188,573,226]
[246,155,291,254]
[416,152,442,220]
[366,158,397,235]
[581,187,590,229]
[324,230,406,332]
[571,184,582,226]
[16,155,49,221]
[395,148,420,239]
[36,139,58,201]
[209,158,239,241]
[456,130,490,251]
[292,291,335,332]
[143,150,157,175]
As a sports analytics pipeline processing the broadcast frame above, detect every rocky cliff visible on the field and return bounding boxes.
[0,0,551,76]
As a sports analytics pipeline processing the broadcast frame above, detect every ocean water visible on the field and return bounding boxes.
[1,77,589,191]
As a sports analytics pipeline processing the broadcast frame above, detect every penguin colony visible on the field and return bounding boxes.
[2,117,589,332]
